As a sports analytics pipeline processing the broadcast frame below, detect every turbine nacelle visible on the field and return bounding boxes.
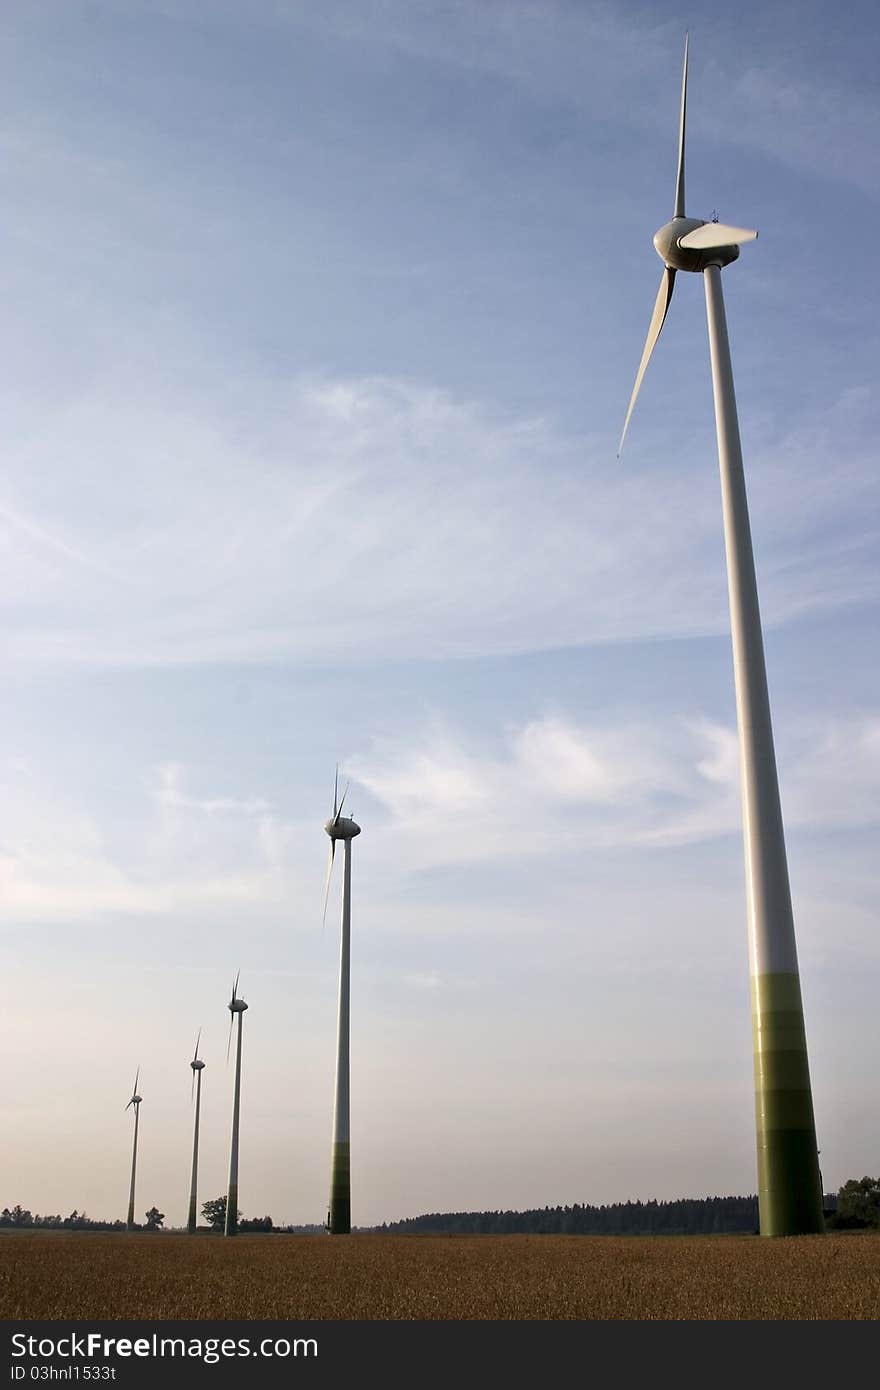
[653,217,740,273]
[322,768,362,927]
[228,971,247,1012]
[125,1067,141,1110]
[226,974,247,1060]
[324,815,361,842]
[190,1029,205,1103]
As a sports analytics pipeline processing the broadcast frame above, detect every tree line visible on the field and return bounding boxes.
[3,1179,877,1235]
[379,1195,763,1236]
[0,1199,320,1234]
[377,1181,880,1236]
[1,1205,133,1231]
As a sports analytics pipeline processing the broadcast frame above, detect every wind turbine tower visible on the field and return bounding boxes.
[619,36,823,1236]
[187,1030,206,1235]
[224,974,248,1237]
[323,771,361,1235]
[124,1068,142,1232]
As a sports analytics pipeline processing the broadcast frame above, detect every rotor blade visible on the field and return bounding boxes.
[322,838,336,930]
[618,267,676,457]
[226,1010,234,1063]
[334,781,350,825]
[191,1068,195,1104]
[678,222,758,250]
[125,1097,133,1110]
[192,1028,201,1065]
[232,969,240,1004]
[133,1066,139,1097]
[674,33,688,218]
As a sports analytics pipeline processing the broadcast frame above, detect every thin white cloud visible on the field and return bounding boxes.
[350,708,880,869]
[290,0,879,193]
[154,762,270,817]
[349,714,723,866]
[404,971,443,991]
[715,59,880,196]
[4,710,877,927]
[0,762,298,924]
[692,719,739,787]
[785,714,880,832]
[1,372,876,668]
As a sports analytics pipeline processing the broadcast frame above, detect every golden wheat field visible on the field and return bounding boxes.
[2,1231,879,1320]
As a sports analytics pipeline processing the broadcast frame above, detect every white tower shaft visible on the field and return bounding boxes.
[225,1014,243,1237]
[126,1105,139,1232]
[329,837,352,1234]
[706,265,798,974]
[704,265,823,1235]
[188,1071,202,1235]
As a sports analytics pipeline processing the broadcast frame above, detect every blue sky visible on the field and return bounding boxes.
[2,0,878,1228]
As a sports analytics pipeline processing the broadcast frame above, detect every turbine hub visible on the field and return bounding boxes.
[325,815,361,841]
[191,1059,206,1070]
[228,999,248,1013]
[654,218,739,272]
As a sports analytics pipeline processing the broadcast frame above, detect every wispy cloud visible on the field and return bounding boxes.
[0,762,299,924]
[350,709,880,870]
[153,762,270,817]
[348,714,728,867]
[1,372,876,669]
[711,58,880,196]
[4,710,877,926]
[291,0,879,193]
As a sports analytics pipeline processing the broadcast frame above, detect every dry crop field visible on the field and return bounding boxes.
[2,1231,878,1320]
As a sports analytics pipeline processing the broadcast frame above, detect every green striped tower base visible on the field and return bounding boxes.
[225,1184,238,1238]
[752,973,824,1236]
[328,1142,351,1235]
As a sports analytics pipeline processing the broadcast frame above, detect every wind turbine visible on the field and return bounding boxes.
[323,769,361,1235]
[187,1030,206,1235]
[224,973,248,1237]
[124,1067,142,1232]
[619,36,823,1236]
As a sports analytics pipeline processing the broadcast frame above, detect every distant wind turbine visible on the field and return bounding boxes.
[619,35,823,1236]
[323,769,361,1235]
[187,1030,206,1235]
[224,973,248,1237]
[124,1067,142,1232]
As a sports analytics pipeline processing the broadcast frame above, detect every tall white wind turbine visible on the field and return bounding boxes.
[224,973,248,1237]
[620,36,823,1236]
[187,1030,206,1235]
[323,769,361,1235]
[124,1067,142,1232]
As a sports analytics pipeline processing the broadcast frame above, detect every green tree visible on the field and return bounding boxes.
[201,1196,226,1231]
[833,1177,880,1229]
[240,1214,273,1232]
[144,1207,165,1231]
[201,1196,241,1232]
